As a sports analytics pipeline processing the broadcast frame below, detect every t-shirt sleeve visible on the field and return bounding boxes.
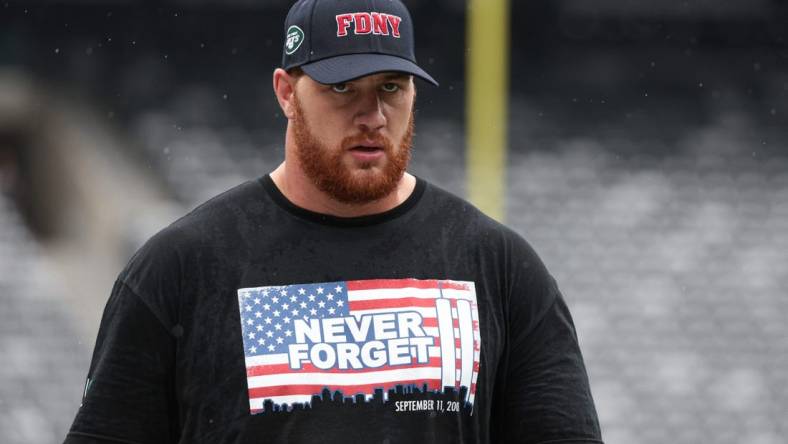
[64,279,178,444]
[495,237,603,444]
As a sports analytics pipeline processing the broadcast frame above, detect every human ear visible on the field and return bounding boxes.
[273,68,298,120]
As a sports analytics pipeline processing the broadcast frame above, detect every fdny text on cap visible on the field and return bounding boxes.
[336,12,402,37]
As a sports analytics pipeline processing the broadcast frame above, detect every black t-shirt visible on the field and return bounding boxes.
[65,176,602,444]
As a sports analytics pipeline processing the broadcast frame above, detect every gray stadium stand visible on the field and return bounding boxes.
[0,194,89,443]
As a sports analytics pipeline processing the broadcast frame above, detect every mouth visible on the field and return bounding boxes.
[348,144,385,162]
[349,144,383,152]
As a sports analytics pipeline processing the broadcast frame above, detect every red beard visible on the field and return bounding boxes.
[291,95,414,205]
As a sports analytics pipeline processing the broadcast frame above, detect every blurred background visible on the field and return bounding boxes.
[1,0,786,443]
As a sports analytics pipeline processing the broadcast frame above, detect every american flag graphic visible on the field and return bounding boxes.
[237,278,481,414]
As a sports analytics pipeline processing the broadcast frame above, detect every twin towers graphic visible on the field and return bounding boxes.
[433,294,477,393]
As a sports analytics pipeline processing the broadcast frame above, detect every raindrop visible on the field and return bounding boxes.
[770,108,776,116]
[223,94,229,100]
[54,48,60,54]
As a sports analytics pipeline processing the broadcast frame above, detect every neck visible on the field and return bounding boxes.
[269,153,416,219]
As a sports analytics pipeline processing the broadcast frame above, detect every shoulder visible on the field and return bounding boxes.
[117,179,266,306]
[169,178,267,235]
[146,177,268,245]
[419,180,539,259]
[419,179,557,306]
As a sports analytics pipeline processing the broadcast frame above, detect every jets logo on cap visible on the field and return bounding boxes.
[285,25,305,55]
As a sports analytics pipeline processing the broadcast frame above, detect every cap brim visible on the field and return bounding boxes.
[301,53,438,86]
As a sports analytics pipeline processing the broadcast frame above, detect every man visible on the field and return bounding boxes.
[65,0,603,443]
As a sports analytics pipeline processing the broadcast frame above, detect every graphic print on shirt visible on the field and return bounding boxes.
[237,278,481,415]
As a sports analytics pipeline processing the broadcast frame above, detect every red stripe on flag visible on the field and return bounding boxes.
[349,297,439,311]
[454,361,481,375]
[432,337,463,348]
[347,279,469,292]
[247,357,443,377]
[248,379,444,399]
[421,318,460,328]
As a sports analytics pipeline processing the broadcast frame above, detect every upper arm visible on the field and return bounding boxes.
[65,279,178,444]
[493,236,603,443]
[501,290,602,443]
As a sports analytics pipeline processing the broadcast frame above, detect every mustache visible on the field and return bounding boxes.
[340,132,393,150]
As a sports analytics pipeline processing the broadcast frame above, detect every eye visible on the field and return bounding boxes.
[331,83,350,93]
[381,82,400,93]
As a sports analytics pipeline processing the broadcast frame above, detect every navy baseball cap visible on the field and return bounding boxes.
[281,0,438,86]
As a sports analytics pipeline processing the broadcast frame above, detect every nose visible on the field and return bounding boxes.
[353,91,387,132]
